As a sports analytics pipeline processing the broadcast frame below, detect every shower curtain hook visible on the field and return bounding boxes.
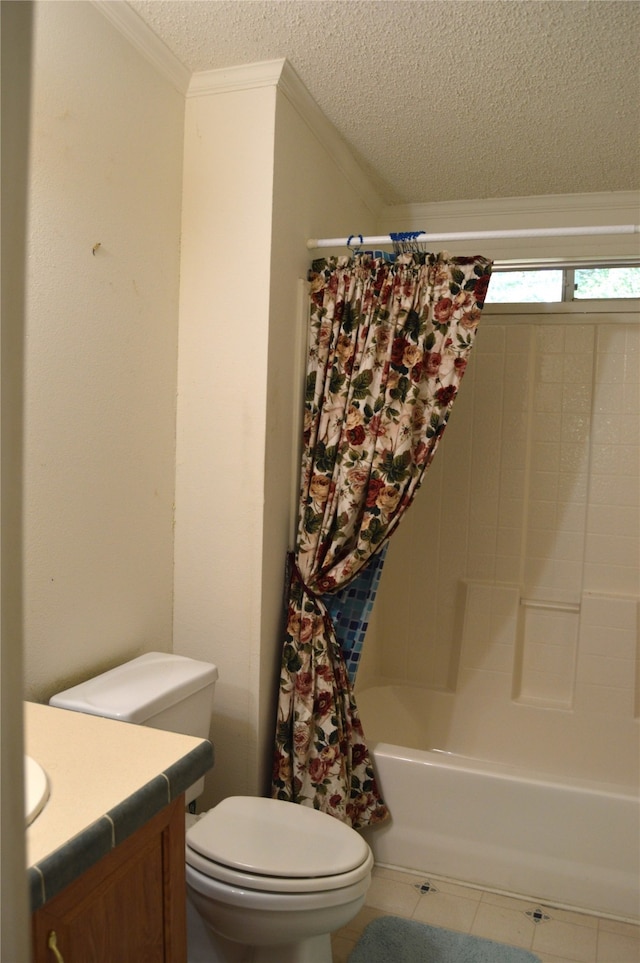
[390,230,427,254]
[347,234,363,254]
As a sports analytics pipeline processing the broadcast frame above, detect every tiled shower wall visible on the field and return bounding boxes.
[365,318,639,741]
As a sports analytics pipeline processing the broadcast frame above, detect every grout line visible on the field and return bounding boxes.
[105,813,116,848]
[33,864,46,906]
[468,893,483,936]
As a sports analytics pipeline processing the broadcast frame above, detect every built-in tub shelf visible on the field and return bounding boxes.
[514,596,581,708]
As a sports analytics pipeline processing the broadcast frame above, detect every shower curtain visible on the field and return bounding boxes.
[272,251,492,828]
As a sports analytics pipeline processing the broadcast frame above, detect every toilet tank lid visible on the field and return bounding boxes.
[49,652,218,723]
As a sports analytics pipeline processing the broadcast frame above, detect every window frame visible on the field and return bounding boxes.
[482,298,640,324]
[484,259,640,314]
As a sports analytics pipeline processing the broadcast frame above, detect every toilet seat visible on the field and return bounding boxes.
[186,842,374,895]
[185,796,373,894]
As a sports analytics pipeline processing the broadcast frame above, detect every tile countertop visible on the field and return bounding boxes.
[25,701,214,911]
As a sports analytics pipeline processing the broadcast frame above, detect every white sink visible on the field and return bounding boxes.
[25,755,49,825]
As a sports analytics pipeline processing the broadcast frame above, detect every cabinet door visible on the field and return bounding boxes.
[32,797,186,963]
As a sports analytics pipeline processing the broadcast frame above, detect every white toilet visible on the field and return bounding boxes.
[50,652,373,963]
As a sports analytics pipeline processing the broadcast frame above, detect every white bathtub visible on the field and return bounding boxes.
[356,678,640,921]
[361,741,639,922]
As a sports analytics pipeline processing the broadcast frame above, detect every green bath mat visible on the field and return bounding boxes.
[348,916,542,963]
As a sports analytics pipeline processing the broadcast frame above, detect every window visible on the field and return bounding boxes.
[573,267,640,299]
[486,266,640,304]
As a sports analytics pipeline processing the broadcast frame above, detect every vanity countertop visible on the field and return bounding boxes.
[25,701,214,911]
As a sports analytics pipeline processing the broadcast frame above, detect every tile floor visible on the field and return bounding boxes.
[331,866,640,963]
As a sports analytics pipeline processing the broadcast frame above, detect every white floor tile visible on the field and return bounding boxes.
[364,874,421,918]
[471,901,536,949]
[536,955,587,963]
[411,889,479,933]
[533,918,598,963]
[427,877,484,902]
[598,918,640,939]
[330,934,356,963]
[337,904,385,940]
[331,866,639,963]
[544,905,599,930]
[597,928,640,962]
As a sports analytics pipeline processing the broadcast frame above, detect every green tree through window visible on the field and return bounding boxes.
[574,268,640,299]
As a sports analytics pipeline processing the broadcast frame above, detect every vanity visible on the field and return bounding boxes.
[25,702,214,963]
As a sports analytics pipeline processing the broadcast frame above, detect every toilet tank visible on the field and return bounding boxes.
[49,651,218,740]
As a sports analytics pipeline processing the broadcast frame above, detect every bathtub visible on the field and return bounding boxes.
[358,696,640,922]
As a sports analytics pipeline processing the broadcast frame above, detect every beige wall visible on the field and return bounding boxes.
[23,1,184,701]
[174,79,278,805]
[20,9,383,814]
[174,64,381,808]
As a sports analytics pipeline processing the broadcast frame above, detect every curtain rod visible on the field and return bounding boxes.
[306,225,640,250]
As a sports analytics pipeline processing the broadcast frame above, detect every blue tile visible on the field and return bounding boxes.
[106,775,171,847]
[28,865,46,911]
[31,817,113,909]
[323,544,388,682]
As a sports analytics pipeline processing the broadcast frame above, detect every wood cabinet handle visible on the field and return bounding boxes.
[47,931,65,963]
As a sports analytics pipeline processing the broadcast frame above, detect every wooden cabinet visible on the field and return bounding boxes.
[32,797,186,963]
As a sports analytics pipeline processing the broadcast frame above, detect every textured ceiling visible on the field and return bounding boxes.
[127,0,640,205]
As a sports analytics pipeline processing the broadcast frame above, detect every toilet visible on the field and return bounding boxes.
[50,652,373,963]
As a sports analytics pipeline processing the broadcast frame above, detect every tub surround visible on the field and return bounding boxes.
[25,702,214,911]
[363,319,639,782]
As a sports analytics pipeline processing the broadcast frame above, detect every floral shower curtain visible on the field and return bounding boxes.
[272,251,493,828]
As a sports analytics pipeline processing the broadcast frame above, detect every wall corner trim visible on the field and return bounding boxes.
[277,59,384,217]
[91,0,191,94]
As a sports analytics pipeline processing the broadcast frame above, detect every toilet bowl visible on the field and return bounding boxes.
[49,653,373,963]
[185,796,373,963]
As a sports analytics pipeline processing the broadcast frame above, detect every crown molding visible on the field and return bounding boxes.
[382,191,640,229]
[187,59,286,99]
[380,191,640,261]
[84,5,384,216]
[92,1,191,94]
[188,57,383,217]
